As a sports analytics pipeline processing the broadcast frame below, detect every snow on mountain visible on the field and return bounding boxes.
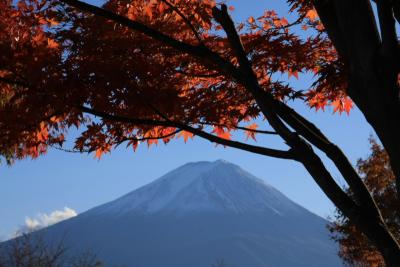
[92,159,303,216]
[3,160,343,267]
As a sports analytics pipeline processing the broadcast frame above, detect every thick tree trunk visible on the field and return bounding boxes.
[345,56,400,200]
[358,91,400,198]
[314,0,400,196]
[313,1,400,265]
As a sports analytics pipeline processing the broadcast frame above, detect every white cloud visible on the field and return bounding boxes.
[22,207,78,232]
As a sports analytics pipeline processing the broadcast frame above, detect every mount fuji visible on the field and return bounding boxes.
[8,160,343,266]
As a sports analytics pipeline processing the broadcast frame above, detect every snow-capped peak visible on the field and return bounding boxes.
[90,160,303,216]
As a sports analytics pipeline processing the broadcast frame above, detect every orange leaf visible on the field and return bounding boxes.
[331,99,343,114]
[274,17,288,27]
[213,127,231,140]
[178,130,194,143]
[306,9,318,22]
[48,18,59,26]
[308,92,328,111]
[32,33,45,45]
[145,5,153,19]
[288,69,299,79]
[343,97,353,115]
[127,140,139,151]
[47,38,59,49]
[95,149,103,159]
[36,122,49,142]
[147,138,158,147]
[248,16,255,24]
[244,123,258,141]
[158,2,166,14]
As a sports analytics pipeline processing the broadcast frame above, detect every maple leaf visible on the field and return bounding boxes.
[305,9,318,22]
[127,139,139,151]
[47,38,59,49]
[288,69,299,79]
[178,130,194,143]
[95,148,103,159]
[158,2,166,14]
[36,122,49,142]
[48,18,60,26]
[248,16,255,24]
[35,15,47,25]
[332,99,343,114]
[147,138,158,147]
[273,17,289,27]
[244,123,258,141]
[331,97,353,115]
[212,127,232,140]
[308,92,328,111]
[343,97,353,115]
[144,5,153,20]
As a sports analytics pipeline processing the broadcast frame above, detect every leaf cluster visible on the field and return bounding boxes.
[329,139,400,266]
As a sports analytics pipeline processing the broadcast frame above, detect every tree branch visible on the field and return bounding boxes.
[198,122,277,135]
[115,129,182,148]
[293,140,361,222]
[212,4,297,144]
[211,3,385,229]
[273,100,383,219]
[159,0,203,43]
[60,0,240,80]
[77,106,295,160]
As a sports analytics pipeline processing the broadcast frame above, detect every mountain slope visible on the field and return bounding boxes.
[7,160,343,267]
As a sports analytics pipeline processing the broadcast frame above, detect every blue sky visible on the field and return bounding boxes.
[0,0,377,240]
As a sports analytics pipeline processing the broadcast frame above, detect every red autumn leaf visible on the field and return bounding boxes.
[178,130,194,143]
[244,123,258,141]
[212,127,232,140]
[0,0,350,160]
[248,16,255,24]
[332,99,343,114]
[158,2,166,14]
[95,148,103,159]
[288,69,299,79]
[47,38,59,49]
[144,5,153,19]
[343,97,353,115]
[305,9,318,21]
